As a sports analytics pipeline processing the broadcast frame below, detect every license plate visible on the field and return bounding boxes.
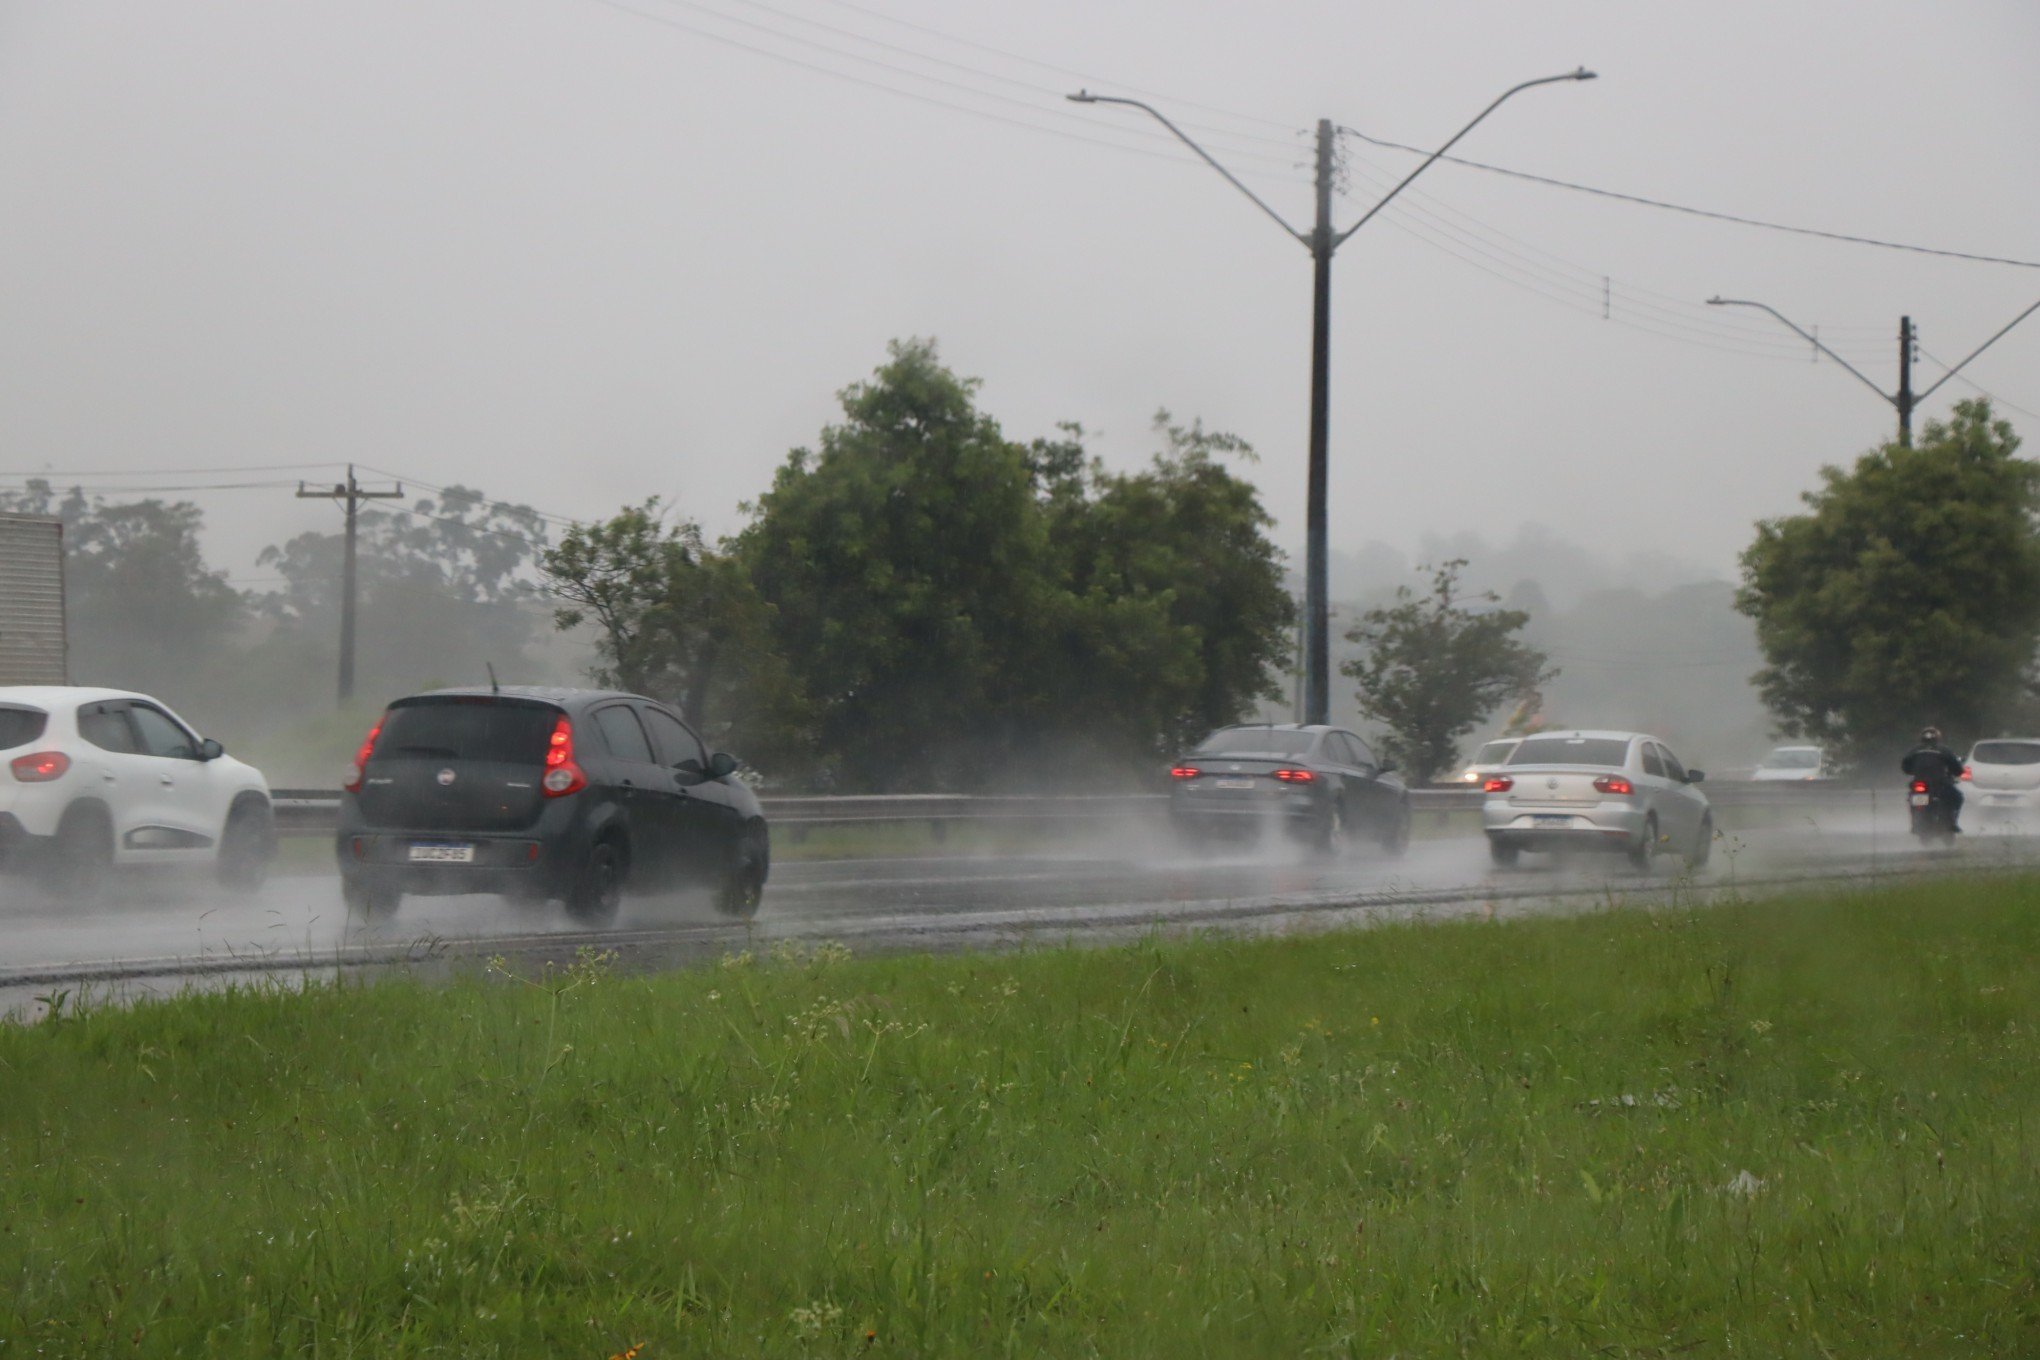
[408,843,475,864]
[1991,794,2020,804]
[1532,814,1572,826]
[1213,778,1255,790]
[1909,793,1930,808]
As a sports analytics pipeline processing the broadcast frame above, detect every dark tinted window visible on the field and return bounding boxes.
[375,698,558,765]
[592,705,655,763]
[0,707,47,750]
[1508,736,1633,768]
[1193,729,1315,757]
[130,704,199,760]
[1641,744,1666,778]
[77,703,138,754]
[641,707,704,767]
[1972,741,2040,766]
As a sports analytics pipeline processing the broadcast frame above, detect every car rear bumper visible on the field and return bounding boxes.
[1483,800,1646,852]
[1169,797,1322,839]
[335,831,575,899]
[1969,786,2040,814]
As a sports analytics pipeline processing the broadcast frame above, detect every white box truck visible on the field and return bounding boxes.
[0,513,67,684]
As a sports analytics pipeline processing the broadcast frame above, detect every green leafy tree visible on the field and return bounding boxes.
[1736,398,2040,763]
[1341,559,1553,783]
[542,501,806,762]
[0,480,245,698]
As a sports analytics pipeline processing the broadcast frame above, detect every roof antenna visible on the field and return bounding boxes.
[486,662,500,695]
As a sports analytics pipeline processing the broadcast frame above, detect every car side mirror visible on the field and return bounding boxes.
[708,751,739,780]
[199,738,224,762]
[1686,769,1705,783]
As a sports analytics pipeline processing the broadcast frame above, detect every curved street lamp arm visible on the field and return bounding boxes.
[1333,68,1595,249]
[1913,297,2040,403]
[1707,296,1897,406]
[1067,91,1308,245]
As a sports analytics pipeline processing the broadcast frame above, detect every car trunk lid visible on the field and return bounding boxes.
[1500,766,1612,806]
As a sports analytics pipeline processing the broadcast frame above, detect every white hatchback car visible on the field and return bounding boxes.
[0,686,275,893]
[1482,729,1712,870]
[1963,738,2040,824]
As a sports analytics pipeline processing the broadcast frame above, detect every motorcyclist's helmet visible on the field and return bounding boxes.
[1921,725,1943,744]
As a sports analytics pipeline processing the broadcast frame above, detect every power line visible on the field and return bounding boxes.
[1919,347,2040,423]
[1338,123,2040,271]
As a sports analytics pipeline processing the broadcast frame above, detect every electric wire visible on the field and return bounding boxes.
[576,0,1311,185]
[1919,347,2040,424]
[1338,123,2040,271]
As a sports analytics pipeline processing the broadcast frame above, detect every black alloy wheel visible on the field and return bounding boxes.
[48,804,112,899]
[1688,815,1714,870]
[216,799,275,891]
[1380,801,1412,858]
[1629,815,1658,872]
[716,826,768,920]
[565,836,627,924]
[1316,800,1352,858]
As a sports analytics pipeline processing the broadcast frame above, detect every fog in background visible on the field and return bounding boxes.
[1,0,2034,778]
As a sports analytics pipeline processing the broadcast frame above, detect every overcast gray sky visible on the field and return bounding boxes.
[2,0,2035,588]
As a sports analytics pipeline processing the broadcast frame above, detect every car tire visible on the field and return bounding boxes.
[215,797,275,892]
[1687,815,1714,870]
[1317,800,1352,858]
[715,823,768,920]
[564,835,627,925]
[1488,838,1519,868]
[341,877,402,919]
[48,803,113,899]
[1379,800,1411,858]
[1629,815,1658,872]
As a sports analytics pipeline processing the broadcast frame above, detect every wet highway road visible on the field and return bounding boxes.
[3,816,2034,1016]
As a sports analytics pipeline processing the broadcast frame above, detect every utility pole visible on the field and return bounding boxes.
[1071,70,1595,725]
[296,464,403,705]
[1709,296,2039,450]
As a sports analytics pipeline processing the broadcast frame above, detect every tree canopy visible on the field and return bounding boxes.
[1736,399,2040,762]
[1341,559,1553,783]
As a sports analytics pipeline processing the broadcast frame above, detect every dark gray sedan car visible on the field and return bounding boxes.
[1167,723,1410,856]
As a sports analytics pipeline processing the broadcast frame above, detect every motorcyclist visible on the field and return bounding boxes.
[1901,725,1964,831]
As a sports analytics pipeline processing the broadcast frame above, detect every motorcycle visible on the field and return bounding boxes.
[1908,778,1959,843]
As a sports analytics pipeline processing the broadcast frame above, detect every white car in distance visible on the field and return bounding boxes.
[1963,738,2040,824]
[0,686,275,894]
[1482,729,1712,871]
[1454,737,1521,785]
[1752,744,1829,781]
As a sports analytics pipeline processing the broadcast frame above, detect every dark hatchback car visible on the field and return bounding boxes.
[335,686,768,922]
[1168,723,1410,856]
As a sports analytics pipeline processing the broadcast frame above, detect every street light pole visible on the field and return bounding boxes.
[1708,295,2040,449]
[1072,70,1594,724]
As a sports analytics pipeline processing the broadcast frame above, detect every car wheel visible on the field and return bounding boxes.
[1380,800,1411,858]
[1629,815,1658,872]
[215,798,275,892]
[564,836,627,924]
[1488,838,1519,868]
[1687,816,1714,870]
[341,878,402,919]
[1317,800,1352,858]
[716,825,768,920]
[48,803,113,899]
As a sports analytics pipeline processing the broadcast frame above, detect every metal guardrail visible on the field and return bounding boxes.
[270,781,1875,839]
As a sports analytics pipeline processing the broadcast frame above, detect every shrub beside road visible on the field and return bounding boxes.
[5,877,2036,1355]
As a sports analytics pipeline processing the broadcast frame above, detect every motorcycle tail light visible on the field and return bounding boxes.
[1911,780,1928,794]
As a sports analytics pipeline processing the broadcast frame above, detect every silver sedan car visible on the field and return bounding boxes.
[1482,730,1712,870]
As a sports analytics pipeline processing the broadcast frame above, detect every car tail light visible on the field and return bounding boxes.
[1272,768,1315,783]
[10,751,69,783]
[1593,775,1635,796]
[1911,780,1929,794]
[1483,776,1513,793]
[343,720,383,794]
[1169,766,1201,779]
[541,715,586,797]
[1961,765,1973,781]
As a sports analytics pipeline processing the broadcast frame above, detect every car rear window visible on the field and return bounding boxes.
[1507,736,1633,767]
[0,707,47,751]
[1193,729,1315,757]
[1971,741,2040,767]
[374,698,558,765]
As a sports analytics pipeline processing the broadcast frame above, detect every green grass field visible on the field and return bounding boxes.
[6,876,2037,1356]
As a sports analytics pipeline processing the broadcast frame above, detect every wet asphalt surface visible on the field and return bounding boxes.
[4,813,2036,1017]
